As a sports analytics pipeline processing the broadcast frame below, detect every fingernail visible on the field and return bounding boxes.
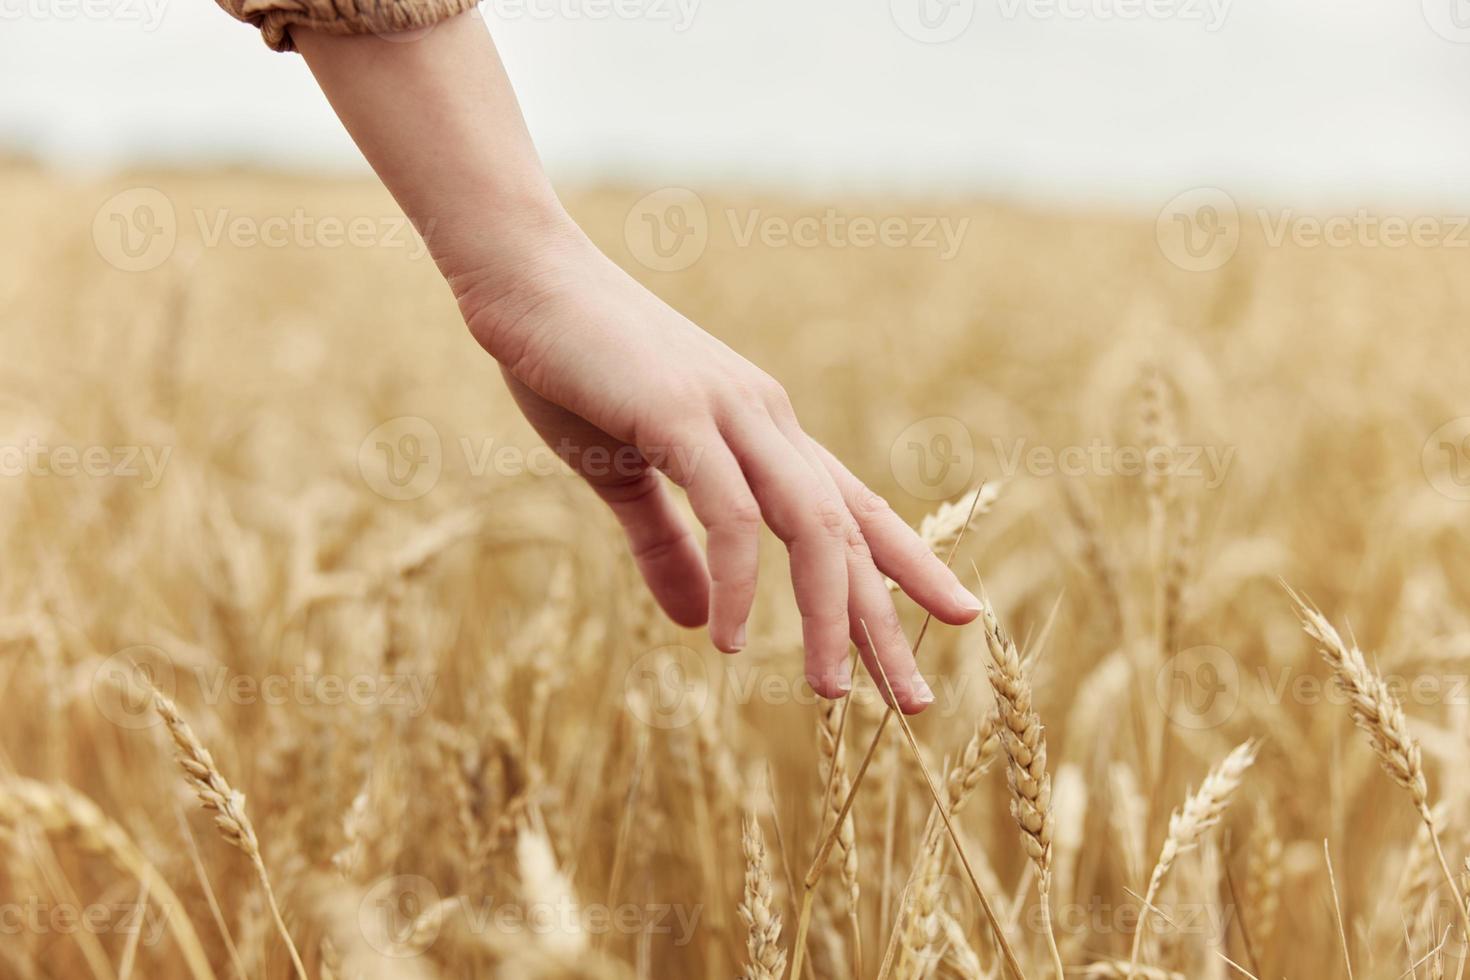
[835,666,853,695]
[954,585,983,613]
[730,623,747,652]
[915,676,935,705]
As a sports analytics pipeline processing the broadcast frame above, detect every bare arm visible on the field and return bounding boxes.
[294,12,981,712]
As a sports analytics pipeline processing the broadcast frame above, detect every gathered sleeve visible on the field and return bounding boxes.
[215,0,481,52]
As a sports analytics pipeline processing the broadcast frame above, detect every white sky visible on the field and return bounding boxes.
[3,0,1470,210]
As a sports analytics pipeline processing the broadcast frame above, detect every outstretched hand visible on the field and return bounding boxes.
[456,231,981,712]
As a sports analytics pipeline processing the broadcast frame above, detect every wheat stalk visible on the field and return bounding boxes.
[0,776,217,980]
[152,690,309,980]
[817,698,862,978]
[792,487,1024,980]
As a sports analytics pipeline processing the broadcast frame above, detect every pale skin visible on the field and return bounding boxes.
[294,11,981,713]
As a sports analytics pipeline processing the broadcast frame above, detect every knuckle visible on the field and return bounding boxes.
[853,486,894,522]
[814,497,850,539]
[723,498,763,531]
[762,378,794,414]
[876,603,904,637]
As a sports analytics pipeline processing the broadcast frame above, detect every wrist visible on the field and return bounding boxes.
[433,194,591,359]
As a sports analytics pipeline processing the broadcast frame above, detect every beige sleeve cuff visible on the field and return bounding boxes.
[216,0,482,52]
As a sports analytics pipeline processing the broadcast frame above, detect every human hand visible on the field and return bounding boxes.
[453,223,982,713]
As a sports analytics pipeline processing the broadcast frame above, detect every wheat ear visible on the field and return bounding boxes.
[152,690,309,980]
[1125,740,1257,980]
[791,487,1024,980]
[1290,591,1470,946]
[740,812,788,980]
[978,590,1064,980]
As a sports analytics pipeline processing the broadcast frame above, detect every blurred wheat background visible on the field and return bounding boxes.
[4,158,1470,980]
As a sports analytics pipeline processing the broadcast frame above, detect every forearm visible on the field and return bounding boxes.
[294,13,582,312]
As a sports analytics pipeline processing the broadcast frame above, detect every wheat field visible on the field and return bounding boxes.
[3,160,1470,979]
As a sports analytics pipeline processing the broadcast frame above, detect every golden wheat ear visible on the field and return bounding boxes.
[151,689,309,980]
